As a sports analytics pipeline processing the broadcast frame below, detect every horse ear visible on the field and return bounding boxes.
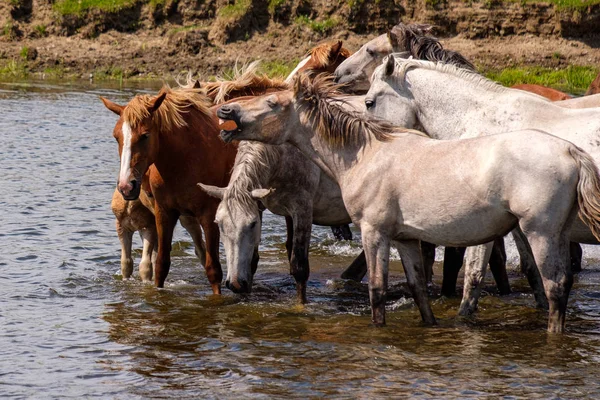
[100,97,124,116]
[384,55,395,76]
[251,188,275,200]
[193,80,202,89]
[197,183,226,200]
[329,40,343,60]
[149,90,167,113]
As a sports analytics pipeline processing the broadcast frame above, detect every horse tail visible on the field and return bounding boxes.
[570,145,600,241]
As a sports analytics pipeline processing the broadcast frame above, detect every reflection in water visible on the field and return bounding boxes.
[1,80,600,398]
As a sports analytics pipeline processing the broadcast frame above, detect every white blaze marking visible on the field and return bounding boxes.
[119,122,132,186]
[285,56,311,83]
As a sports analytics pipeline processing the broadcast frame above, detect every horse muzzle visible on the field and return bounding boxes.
[118,179,141,201]
[216,105,243,143]
[225,278,252,294]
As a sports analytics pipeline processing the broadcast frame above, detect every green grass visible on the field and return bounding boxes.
[53,0,137,16]
[258,59,298,78]
[19,46,29,60]
[218,0,251,19]
[295,15,340,34]
[485,65,599,95]
[34,25,48,37]
[0,59,28,79]
[526,0,600,10]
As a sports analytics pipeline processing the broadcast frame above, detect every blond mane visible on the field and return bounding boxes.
[294,74,424,149]
[391,57,506,93]
[190,61,289,104]
[224,141,281,216]
[122,85,212,132]
[309,41,352,68]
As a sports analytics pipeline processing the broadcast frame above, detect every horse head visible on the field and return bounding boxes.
[100,89,166,200]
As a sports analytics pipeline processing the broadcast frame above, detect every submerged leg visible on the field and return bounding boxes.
[200,216,224,295]
[421,241,436,284]
[511,228,548,310]
[331,224,353,240]
[340,251,367,282]
[289,211,312,304]
[361,226,390,326]
[441,246,466,297]
[569,242,583,274]
[179,215,207,267]
[138,227,156,282]
[395,240,436,325]
[526,233,572,333]
[489,237,511,296]
[116,220,134,279]
[154,207,179,288]
[458,243,494,316]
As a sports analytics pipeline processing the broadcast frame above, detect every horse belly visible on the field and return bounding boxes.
[398,207,517,247]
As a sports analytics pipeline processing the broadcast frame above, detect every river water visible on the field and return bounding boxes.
[1,80,600,399]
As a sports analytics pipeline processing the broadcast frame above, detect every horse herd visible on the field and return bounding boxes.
[101,22,600,334]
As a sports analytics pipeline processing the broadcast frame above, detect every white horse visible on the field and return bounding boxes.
[199,141,372,303]
[215,75,600,333]
[364,55,600,315]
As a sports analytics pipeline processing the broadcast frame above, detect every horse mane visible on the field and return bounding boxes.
[190,61,289,104]
[294,74,424,149]
[225,141,281,215]
[391,23,476,71]
[391,57,507,94]
[308,41,352,68]
[122,85,212,132]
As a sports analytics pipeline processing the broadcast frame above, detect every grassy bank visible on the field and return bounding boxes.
[1,56,598,95]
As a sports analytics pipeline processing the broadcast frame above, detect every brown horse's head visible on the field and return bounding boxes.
[297,40,352,76]
[100,90,166,200]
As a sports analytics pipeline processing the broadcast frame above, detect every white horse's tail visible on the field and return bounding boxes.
[570,145,600,241]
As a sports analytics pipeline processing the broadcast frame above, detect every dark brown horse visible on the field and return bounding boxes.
[286,40,352,83]
[101,86,237,292]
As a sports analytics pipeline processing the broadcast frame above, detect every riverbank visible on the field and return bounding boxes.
[1,0,599,92]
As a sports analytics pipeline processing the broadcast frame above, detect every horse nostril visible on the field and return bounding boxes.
[220,105,231,114]
[130,179,138,190]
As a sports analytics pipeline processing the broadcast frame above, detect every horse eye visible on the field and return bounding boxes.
[365,99,375,109]
[140,132,150,140]
[366,47,375,56]
[249,221,257,229]
[266,100,277,108]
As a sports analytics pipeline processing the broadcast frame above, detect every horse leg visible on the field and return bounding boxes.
[154,208,179,288]
[138,227,156,282]
[340,251,367,282]
[199,216,224,295]
[395,240,436,325]
[421,241,436,284]
[289,211,312,304]
[458,243,494,316]
[441,246,466,297]
[331,224,353,240]
[179,215,207,267]
[285,216,294,262]
[511,228,549,309]
[489,237,511,295]
[251,210,263,276]
[361,226,390,326]
[116,220,134,279]
[570,242,582,273]
[525,233,572,333]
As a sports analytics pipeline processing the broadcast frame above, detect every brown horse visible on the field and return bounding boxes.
[512,84,572,101]
[586,71,600,95]
[286,40,352,83]
[101,86,237,292]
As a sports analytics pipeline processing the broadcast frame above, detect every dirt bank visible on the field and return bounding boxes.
[1,0,599,80]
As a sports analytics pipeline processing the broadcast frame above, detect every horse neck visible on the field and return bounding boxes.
[290,111,378,185]
[153,110,215,178]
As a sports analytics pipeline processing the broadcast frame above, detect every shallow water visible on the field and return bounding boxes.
[1,80,600,398]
